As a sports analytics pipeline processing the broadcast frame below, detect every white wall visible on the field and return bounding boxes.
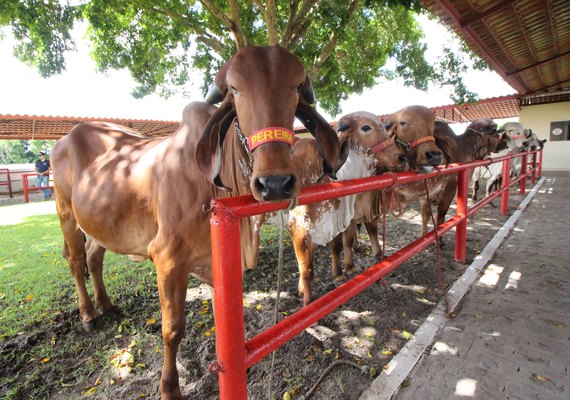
[519,101,570,171]
[0,163,39,194]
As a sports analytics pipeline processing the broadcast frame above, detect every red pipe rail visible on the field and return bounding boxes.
[209,149,542,399]
[22,172,54,203]
[0,168,12,198]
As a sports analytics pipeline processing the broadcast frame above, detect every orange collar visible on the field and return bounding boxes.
[247,127,295,151]
[370,138,396,154]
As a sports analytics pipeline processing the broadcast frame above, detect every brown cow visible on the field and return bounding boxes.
[287,111,404,304]
[384,105,443,173]
[51,46,346,399]
[421,119,504,235]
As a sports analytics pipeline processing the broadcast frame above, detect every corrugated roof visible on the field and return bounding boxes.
[0,114,179,140]
[1,95,527,140]
[422,0,570,99]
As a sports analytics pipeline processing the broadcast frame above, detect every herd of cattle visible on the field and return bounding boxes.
[49,46,545,399]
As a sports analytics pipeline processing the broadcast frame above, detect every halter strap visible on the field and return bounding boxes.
[370,138,396,154]
[247,127,295,151]
[396,135,436,152]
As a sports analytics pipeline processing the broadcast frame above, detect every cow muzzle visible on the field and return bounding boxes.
[254,175,297,201]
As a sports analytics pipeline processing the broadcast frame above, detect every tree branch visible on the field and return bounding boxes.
[265,0,279,45]
[200,0,246,48]
[282,0,300,48]
[310,0,359,78]
[282,0,318,49]
[228,0,247,48]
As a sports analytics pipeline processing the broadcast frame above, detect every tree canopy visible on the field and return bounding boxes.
[1,0,486,115]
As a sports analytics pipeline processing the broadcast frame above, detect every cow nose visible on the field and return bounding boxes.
[255,175,296,201]
[425,151,442,166]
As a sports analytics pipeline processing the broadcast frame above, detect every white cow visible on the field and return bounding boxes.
[471,122,530,201]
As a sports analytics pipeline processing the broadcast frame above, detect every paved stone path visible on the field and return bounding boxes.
[391,174,570,399]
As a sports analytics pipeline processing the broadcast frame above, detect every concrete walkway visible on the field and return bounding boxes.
[363,172,570,399]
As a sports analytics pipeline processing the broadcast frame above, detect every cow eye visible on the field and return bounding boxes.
[297,83,303,93]
[231,86,239,95]
[361,125,372,132]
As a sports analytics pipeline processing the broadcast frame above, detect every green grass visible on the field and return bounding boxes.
[0,209,161,339]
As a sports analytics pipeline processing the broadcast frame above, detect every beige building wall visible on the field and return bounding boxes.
[519,101,570,171]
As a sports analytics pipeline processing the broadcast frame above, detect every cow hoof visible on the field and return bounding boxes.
[344,267,358,276]
[82,319,97,333]
[103,305,122,316]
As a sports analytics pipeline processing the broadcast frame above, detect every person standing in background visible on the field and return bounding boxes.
[35,151,52,200]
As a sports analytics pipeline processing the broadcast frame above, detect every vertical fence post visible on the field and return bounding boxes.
[454,168,469,263]
[210,202,248,400]
[501,158,511,215]
[23,175,30,203]
[531,152,537,184]
[519,153,527,194]
[537,149,543,177]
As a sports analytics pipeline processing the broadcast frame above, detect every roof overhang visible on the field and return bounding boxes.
[421,0,570,100]
[0,114,180,140]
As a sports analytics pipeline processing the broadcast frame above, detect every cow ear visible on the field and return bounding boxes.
[384,120,396,136]
[434,136,452,166]
[296,100,348,178]
[300,76,315,104]
[195,99,237,191]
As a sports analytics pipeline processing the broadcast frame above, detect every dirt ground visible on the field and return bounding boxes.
[0,185,526,400]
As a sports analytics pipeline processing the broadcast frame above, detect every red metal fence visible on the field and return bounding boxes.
[0,168,12,198]
[209,149,542,399]
[22,172,54,203]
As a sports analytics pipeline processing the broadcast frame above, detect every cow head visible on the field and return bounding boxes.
[384,105,443,173]
[196,46,347,201]
[527,130,547,150]
[501,122,530,152]
[336,111,405,172]
[464,118,503,159]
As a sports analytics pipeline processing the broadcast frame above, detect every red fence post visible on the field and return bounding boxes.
[0,168,13,198]
[530,152,536,185]
[23,174,30,203]
[537,149,543,177]
[455,168,469,263]
[501,158,511,215]
[519,153,527,195]
[210,202,248,400]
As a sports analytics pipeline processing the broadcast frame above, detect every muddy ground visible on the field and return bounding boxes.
[0,186,526,400]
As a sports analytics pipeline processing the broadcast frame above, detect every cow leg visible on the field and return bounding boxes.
[364,219,381,258]
[330,232,343,282]
[291,231,316,305]
[85,238,117,315]
[154,259,188,400]
[57,203,99,331]
[472,180,479,201]
[342,223,358,276]
[419,199,432,237]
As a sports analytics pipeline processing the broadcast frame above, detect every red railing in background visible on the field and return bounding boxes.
[0,168,12,198]
[22,173,54,203]
[208,149,542,399]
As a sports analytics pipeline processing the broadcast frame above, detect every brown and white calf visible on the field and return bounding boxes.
[286,111,404,305]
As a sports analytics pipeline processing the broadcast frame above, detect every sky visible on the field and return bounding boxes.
[0,15,515,127]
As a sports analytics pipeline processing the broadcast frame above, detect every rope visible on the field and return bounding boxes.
[422,179,451,316]
[299,360,368,400]
[267,210,287,400]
